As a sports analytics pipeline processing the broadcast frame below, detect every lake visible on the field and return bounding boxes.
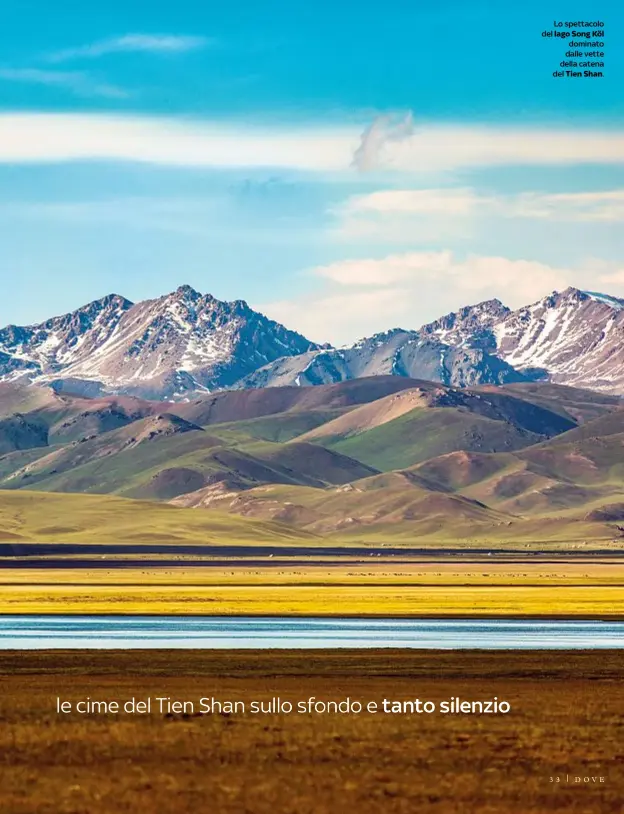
[1,616,624,649]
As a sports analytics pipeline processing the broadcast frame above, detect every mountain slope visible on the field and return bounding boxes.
[0,294,132,382]
[2,377,624,543]
[497,382,622,425]
[0,489,314,544]
[0,286,320,399]
[174,405,624,539]
[171,475,505,536]
[495,289,624,391]
[4,285,624,397]
[322,408,546,472]
[422,288,624,393]
[1,427,378,501]
[299,384,575,446]
[0,415,48,455]
[239,331,534,390]
[172,376,421,425]
[239,287,624,396]
[0,378,584,498]
[407,408,624,517]
[0,377,432,495]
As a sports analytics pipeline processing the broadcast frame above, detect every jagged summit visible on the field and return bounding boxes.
[2,286,624,398]
[0,287,320,399]
[173,283,199,297]
[492,287,624,390]
[419,298,511,352]
[239,287,624,395]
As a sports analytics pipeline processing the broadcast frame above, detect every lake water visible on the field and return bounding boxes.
[1,616,624,649]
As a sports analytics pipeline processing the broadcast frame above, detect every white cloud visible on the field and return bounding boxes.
[341,188,491,216]
[260,251,580,344]
[0,113,358,170]
[598,269,624,286]
[343,188,624,221]
[333,188,488,243]
[260,287,413,344]
[313,251,457,286]
[49,34,210,62]
[0,69,128,99]
[510,190,624,222]
[1,114,623,173]
[311,251,569,300]
[352,116,624,171]
[333,187,624,243]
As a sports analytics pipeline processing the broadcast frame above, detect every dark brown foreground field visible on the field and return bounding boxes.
[0,651,623,813]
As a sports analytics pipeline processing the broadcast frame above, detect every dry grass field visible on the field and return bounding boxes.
[0,650,622,813]
[2,560,624,616]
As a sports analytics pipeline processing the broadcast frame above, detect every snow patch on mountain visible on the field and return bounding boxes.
[3,284,624,397]
[0,286,320,399]
[493,288,624,390]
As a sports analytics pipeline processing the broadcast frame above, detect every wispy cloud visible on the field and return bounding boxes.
[510,190,624,222]
[332,187,624,243]
[352,115,624,172]
[0,114,357,170]
[310,251,570,297]
[600,270,624,286]
[353,113,415,171]
[49,34,211,63]
[260,251,586,344]
[1,32,207,99]
[261,287,410,345]
[0,69,128,99]
[0,113,623,173]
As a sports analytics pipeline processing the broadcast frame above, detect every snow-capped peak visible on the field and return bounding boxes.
[487,287,624,391]
[4,284,624,398]
[0,288,320,399]
[582,290,624,310]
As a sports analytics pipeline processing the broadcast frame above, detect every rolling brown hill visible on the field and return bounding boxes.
[1,378,624,543]
[172,376,425,426]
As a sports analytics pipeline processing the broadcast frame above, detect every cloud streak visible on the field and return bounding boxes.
[332,188,624,243]
[0,113,357,170]
[260,251,574,344]
[0,69,128,99]
[310,251,570,299]
[352,116,624,171]
[261,251,624,345]
[49,34,210,62]
[352,113,414,171]
[0,114,623,173]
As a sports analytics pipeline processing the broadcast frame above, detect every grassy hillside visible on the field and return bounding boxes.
[203,409,348,443]
[499,381,622,424]
[170,476,621,546]
[0,381,60,417]
[0,489,313,545]
[1,378,624,545]
[2,423,377,499]
[0,484,617,549]
[322,408,544,471]
[173,376,421,425]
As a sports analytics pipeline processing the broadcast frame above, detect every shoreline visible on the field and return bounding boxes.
[2,611,624,620]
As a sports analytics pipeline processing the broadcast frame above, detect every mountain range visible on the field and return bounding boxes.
[0,285,320,400]
[2,285,624,400]
[241,289,624,394]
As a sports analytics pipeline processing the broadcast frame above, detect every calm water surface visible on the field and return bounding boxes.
[1,616,623,649]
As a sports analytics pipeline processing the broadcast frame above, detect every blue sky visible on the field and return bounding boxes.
[1,0,623,343]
